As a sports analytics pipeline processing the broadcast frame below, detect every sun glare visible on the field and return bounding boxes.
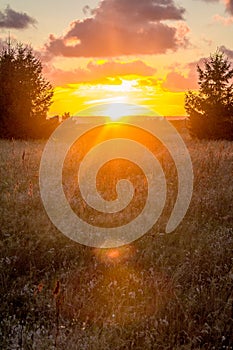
[104,103,136,120]
[87,79,139,93]
[74,101,157,121]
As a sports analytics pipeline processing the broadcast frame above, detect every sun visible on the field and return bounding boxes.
[102,102,155,120]
[74,101,156,121]
[104,103,136,120]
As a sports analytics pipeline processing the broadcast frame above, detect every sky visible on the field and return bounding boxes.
[0,0,233,116]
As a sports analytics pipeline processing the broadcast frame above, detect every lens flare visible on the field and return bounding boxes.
[93,245,134,264]
[39,103,193,248]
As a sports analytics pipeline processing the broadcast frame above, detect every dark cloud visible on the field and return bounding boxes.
[220,45,233,58]
[0,5,36,29]
[225,0,233,15]
[82,5,92,16]
[44,59,156,86]
[195,0,233,15]
[45,0,187,58]
[91,0,185,23]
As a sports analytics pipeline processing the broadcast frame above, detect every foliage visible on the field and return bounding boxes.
[62,112,71,120]
[185,51,233,140]
[0,42,56,139]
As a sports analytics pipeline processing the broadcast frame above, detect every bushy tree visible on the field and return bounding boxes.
[0,42,57,139]
[185,51,233,140]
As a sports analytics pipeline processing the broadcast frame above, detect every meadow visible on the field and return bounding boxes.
[0,126,232,349]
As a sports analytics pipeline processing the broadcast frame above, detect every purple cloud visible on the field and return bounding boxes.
[0,5,36,29]
[45,0,187,58]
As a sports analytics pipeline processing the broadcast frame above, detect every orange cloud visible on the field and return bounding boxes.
[213,13,233,25]
[163,61,204,92]
[44,60,156,86]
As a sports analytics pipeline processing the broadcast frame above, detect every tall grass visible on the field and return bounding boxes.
[0,132,232,349]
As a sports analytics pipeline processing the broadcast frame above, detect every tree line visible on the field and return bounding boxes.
[0,41,232,140]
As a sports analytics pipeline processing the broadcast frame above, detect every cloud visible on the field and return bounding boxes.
[136,77,160,87]
[87,60,156,76]
[210,0,233,24]
[196,0,233,15]
[0,5,36,29]
[90,0,185,22]
[163,70,198,92]
[224,0,233,15]
[44,59,156,86]
[213,13,233,24]
[220,45,233,58]
[45,0,187,58]
[163,60,207,91]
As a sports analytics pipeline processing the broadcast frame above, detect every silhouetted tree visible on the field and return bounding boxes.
[62,112,71,121]
[185,51,233,140]
[0,41,56,139]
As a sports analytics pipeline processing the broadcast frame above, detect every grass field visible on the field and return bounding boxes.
[0,127,233,349]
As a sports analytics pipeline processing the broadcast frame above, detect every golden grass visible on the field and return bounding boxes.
[0,132,232,349]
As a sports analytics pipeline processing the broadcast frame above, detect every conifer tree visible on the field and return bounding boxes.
[185,51,233,140]
[0,41,55,139]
